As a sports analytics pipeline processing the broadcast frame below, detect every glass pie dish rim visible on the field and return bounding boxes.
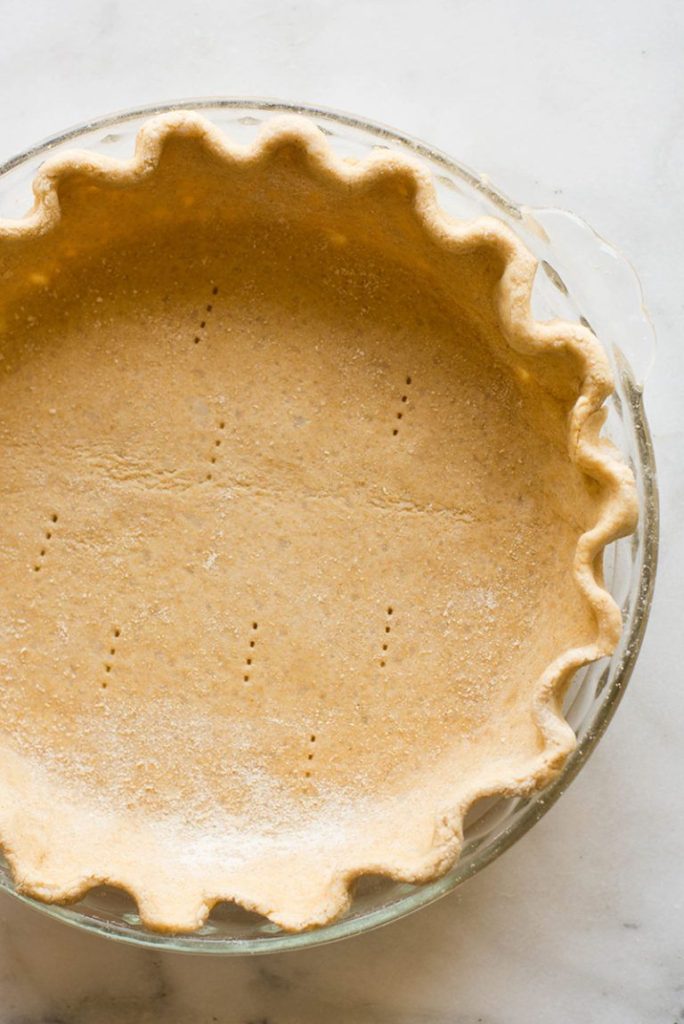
[0,97,659,955]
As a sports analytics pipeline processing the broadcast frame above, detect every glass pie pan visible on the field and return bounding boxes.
[0,99,658,954]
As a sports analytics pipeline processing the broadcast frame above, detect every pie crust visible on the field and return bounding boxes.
[0,112,637,932]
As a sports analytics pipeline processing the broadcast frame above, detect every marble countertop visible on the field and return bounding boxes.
[0,0,682,1020]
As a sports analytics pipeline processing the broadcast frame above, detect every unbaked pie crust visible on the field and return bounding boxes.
[0,112,636,932]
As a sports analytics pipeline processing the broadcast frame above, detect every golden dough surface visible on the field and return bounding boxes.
[0,113,635,931]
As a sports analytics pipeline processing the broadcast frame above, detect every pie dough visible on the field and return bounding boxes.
[0,112,636,932]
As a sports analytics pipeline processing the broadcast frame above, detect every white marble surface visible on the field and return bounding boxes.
[0,0,682,1020]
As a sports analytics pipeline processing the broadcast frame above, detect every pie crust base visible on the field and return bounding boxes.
[0,113,637,931]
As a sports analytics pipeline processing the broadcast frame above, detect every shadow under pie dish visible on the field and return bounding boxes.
[0,110,637,934]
